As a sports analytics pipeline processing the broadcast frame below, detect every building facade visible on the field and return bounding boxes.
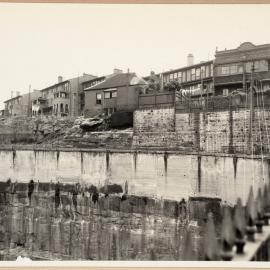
[4,90,41,117]
[84,71,147,117]
[162,60,214,98]
[37,74,96,117]
[214,42,270,96]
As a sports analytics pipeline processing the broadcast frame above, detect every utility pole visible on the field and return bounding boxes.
[200,68,204,110]
[248,62,255,152]
[28,84,31,117]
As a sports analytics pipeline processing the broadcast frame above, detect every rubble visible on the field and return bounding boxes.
[0,114,134,149]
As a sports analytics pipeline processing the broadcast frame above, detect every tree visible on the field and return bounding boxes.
[164,80,191,103]
[164,80,181,92]
[145,72,161,94]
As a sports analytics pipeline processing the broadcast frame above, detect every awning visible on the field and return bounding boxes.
[103,88,117,92]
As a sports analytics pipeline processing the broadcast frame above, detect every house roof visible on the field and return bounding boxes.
[162,60,214,76]
[40,80,69,92]
[41,74,96,92]
[85,73,147,91]
[4,95,22,103]
[82,76,106,85]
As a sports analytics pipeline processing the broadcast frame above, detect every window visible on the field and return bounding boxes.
[223,88,229,96]
[238,65,243,73]
[210,64,214,76]
[230,65,237,74]
[201,66,205,78]
[196,68,201,80]
[221,66,230,75]
[65,104,69,113]
[245,62,253,73]
[205,65,210,77]
[255,60,268,72]
[191,68,196,81]
[104,91,117,99]
[163,75,168,83]
[169,74,174,81]
[182,72,186,82]
[263,83,270,91]
[60,103,64,113]
[111,91,117,98]
[104,92,111,99]
[186,70,191,81]
[96,93,102,104]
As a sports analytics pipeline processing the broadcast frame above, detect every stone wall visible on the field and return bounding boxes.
[0,182,198,260]
[133,106,270,154]
[133,106,175,133]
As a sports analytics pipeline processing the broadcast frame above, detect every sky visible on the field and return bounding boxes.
[0,3,270,109]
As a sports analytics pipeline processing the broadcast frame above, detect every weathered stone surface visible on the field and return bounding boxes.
[0,186,213,260]
[0,149,268,205]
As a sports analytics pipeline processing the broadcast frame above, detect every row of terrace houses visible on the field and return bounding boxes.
[3,41,270,118]
[3,69,147,118]
[144,41,270,102]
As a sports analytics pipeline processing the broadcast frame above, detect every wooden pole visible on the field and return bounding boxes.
[249,63,255,152]
[28,84,31,117]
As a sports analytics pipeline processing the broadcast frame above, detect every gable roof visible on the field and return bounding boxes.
[85,73,147,91]
[4,95,22,103]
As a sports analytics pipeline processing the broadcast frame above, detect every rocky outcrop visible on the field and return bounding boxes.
[0,115,132,148]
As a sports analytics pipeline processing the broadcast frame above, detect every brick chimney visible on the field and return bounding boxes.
[187,54,194,66]
[58,76,63,83]
[113,68,123,74]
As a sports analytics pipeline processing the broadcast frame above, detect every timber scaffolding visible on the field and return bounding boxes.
[192,183,270,261]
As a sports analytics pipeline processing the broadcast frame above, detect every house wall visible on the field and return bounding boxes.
[84,85,143,117]
[116,85,140,111]
[69,74,96,117]
[5,91,42,117]
[84,90,104,117]
[214,43,270,95]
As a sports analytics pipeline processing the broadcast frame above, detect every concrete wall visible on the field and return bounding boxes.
[0,149,268,205]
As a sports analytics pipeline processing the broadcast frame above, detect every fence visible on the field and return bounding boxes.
[176,92,270,113]
[184,183,270,261]
[138,92,175,108]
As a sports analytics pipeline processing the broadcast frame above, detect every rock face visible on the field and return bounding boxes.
[80,118,104,132]
[0,181,204,261]
[0,115,132,148]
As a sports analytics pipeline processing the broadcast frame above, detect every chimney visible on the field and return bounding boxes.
[16,91,20,97]
[11,91,13,98]
[187,54,194,66]
[58,76,63,83]
[113,68,123,74]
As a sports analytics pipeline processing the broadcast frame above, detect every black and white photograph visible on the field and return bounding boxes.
[0,2,270,263]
